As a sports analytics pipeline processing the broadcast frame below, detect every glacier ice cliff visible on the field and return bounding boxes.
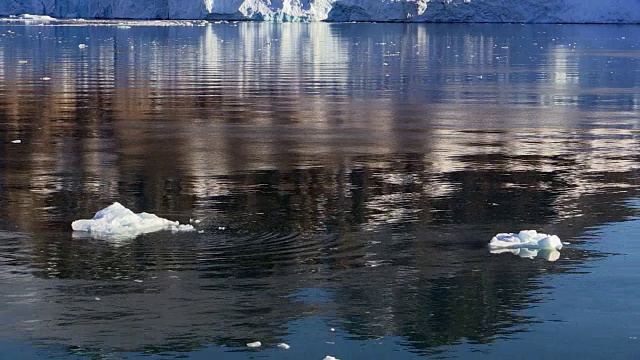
[1,0,640,23]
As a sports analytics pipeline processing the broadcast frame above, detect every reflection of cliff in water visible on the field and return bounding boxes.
[0,22,638,355]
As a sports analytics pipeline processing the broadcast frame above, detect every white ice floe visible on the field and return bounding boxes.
[71,202,194,240]
[489,230,562,250]
[246,341,262,348]
[15,14,56,21]
[489,230,563,260]
[323,356,339,360]
[277,342,290,349]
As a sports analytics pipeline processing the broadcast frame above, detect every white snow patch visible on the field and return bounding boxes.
[71,202,194,240]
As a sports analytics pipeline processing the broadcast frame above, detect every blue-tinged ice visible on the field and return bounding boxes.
[71,202,194,240]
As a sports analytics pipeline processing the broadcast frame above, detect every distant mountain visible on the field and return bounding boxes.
[2,0,640,23]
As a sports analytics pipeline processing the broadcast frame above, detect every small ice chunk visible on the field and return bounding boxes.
[78,44,87,49]
[71,202,195,240]
[324,356,339,360]
[11,139,21,144]
[41,77,51,81]
[246,341,261,348]
[330,328,335,332]
[277,343,290,349]
[489,230,562,251]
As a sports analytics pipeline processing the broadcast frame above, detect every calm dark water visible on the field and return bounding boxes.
[0,21,639,359]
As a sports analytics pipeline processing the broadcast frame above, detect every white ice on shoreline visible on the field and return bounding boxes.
[2,0,640,23]
[71,202,194,240]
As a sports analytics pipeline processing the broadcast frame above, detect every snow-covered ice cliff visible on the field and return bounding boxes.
[1,0,640,23]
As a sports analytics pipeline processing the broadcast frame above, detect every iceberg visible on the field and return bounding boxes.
[489,230,563,251]
[1,0,640,23]
[488,230,563,261]
[71,202,195,240]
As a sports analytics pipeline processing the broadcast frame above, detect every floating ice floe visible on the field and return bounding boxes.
[15,14,56,22]
[246,341,261,348]
[277,342,290,349]
[488,230,563,261]
[71,202,194,240]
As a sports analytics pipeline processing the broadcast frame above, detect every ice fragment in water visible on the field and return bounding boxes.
[247,341,261,348]
[324,356,339,360]
[277,343,290,349]
[71,202,194,240]
[489,230,562,250]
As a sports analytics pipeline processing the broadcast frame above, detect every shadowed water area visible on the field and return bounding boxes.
[0,21,639,359]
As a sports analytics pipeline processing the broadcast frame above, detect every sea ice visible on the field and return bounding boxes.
[71,202,194,240]
[489,230,563,251]
[246,341,262,348]
[277,342,290,349]
[15,14,56,21]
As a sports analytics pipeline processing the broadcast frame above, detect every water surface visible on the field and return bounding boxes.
[0,21,639,359]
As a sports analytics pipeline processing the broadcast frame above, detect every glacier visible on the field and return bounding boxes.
[1,0,640,23]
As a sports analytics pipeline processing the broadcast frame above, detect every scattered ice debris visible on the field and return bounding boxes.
[71,202,194,240]
[277,343,290,349]
[330,328,335,332]
[78,44,87,49]
[246,341,261,348]
[323,356,339,360]
[489,230,563,261]
[11,139,21,144]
